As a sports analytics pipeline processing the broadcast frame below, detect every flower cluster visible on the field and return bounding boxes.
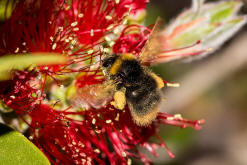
[1,0,244,164]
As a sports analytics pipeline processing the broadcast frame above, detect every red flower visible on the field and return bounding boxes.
[26,104,203,165]
[113,25,150,55]
[0,70,40,114]
[0,0,204,165]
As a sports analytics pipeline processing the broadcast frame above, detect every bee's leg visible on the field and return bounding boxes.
[149,72,164,89]
[110,88,126,110]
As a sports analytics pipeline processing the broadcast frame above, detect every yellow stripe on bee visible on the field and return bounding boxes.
[149,72,164,89]
[110,58,122,75]
[130,107,158,126]
[121,53,135,60]
[110,53,135,75]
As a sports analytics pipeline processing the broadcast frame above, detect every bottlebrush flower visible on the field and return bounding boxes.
[0,0,245,165]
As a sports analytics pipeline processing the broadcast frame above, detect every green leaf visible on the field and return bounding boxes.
[172,24,216,46]
[0,53,67,81]
[209,2,235,23]
[0,0,14,20]
[0,123,50,165]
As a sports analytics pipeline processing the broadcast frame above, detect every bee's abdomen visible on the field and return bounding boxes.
[125,74,161,115]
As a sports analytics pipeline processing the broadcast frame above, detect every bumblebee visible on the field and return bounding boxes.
[101,53,164,126]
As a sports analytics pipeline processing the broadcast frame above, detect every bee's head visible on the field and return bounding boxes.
[102,54,118,76]
[102,55,118,68]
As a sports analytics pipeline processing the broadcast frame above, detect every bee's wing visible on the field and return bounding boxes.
[138,17,164,65]
[138,18,209,65]
[73,81,116,109]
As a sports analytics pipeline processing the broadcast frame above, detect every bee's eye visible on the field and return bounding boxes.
[102,57,116,67]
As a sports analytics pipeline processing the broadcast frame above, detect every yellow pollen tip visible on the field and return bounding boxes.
[174,114,183,120]
[167,82,180,88]
[106,119,112,124]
